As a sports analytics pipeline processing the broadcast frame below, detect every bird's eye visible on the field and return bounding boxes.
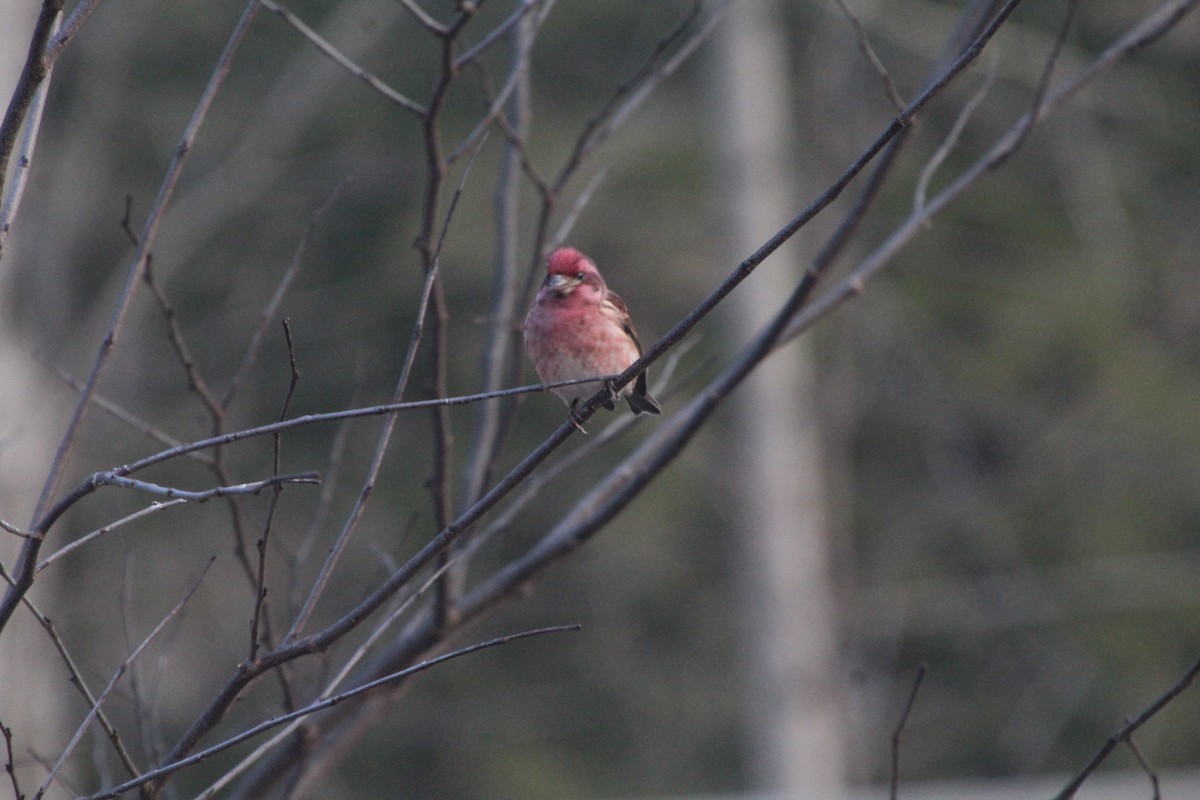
[576,272,585,280]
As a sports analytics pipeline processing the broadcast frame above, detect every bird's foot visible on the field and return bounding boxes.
[601,379,621,411]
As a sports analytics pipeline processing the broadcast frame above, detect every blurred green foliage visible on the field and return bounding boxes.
[5,1,1200,797]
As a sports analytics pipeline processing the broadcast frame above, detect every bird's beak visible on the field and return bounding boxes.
[546,273,581,294]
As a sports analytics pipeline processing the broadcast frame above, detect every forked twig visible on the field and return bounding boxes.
[260,0,427,115]
[1052,654,1200,800]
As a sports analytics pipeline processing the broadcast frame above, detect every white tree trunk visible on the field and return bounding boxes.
[710,2,847,794]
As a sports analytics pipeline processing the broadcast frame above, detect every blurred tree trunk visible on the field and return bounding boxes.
[710,2,846,794]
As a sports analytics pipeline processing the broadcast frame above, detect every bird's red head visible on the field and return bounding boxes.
[541,246,605,301]
[546,247,591,277]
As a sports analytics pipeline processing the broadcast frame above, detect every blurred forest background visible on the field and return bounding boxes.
[1,1,1199,798]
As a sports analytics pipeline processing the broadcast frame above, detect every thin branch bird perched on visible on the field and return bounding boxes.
[524,247,662,425]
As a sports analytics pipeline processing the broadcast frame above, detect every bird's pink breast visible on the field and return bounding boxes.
[525,298,640,404]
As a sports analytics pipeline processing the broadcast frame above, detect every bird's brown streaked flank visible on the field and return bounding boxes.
[524,247,662,424]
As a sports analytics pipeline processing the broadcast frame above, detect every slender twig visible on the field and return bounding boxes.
[143,256,224,419]
[39,357,214,465]
[222,179,349,410]
[94,472,319,503]
[284,133,486,643]
[452,7,539,614]
[447,0,552,164]
[86,626,580,800]
[44,0,105,65]
[0,718,21,800]
[550,0,717,194]
[1,518,33,538]
[913,60,997,211]
[38,558,215,797]
[834,0,906,110]
[419,3,490,632]
[0,0,63,263]
[249,320,304,662]
[890,664,927,800]
[197,533,466,799]
[460,9,535,513]
[777,0,1181,349]
[0,566,143,784]
[286,358,364,618]
[260,0,427,116]
[0,44,54,254]
[35,500,187,574]
[1052,653,1200,800]
[118,553,156,777]
[454,0,541,68]
[395,0,447,35]
[1125,734,1161,800]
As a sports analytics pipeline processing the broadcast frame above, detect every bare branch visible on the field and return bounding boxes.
[0,55,52,256]
[0,0,264,635]
[552,0,726,193]
[44,0,104,65]
[447,1,552,163]
[38,558,214,796]
[834,0,905,111]
[1125,735,1161,800]
[0,0,63,264]
[94,472,320,503]
[0,719,21,800]
[394,0,447,35]
[0,569,143,785]
[248,320,305,662]
[261,0,428,116]
[284,132,487,642]
[84,626,580,800]
[143,256,224,419]
[777,0,1189,349]
[0,517,33,538]
[913,60,996,210]
[454,0,542,68]
[222,178,347,409]
[36,500,188,574]
[39,357,214,465]
[1052,654,1200,800]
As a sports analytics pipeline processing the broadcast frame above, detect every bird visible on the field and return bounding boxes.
[524,246,662,424]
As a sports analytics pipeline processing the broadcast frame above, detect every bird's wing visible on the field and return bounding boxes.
[602,290,644,355]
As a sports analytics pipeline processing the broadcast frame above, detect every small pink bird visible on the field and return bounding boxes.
[524,247,662,421]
